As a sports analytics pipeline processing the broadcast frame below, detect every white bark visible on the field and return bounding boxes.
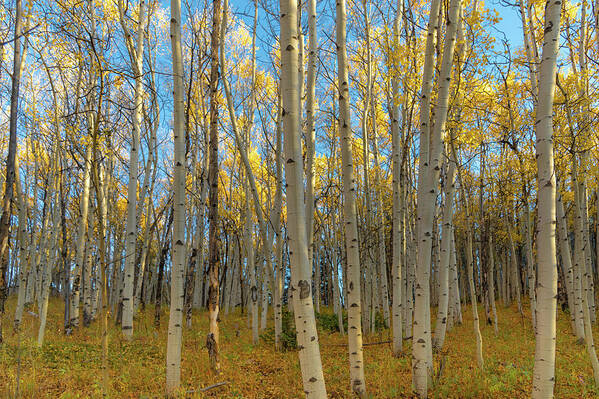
[280,0,328,395]
[432,151,456,349]
[531,0,561,395]
[71,146,92,328]
[412,0,442,393]
[166,0,186,391]
[556,190,584,339]
[391,0,404,357]
[336,0,366,394]
[119,0,148,340]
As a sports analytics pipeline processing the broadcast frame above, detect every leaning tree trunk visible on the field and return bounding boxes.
[0,0,23,344]
[336,0,366,395]
[280,0,328,396]
[531,0,561,396]
[119,0,148,340]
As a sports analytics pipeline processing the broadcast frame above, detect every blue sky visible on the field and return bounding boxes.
[491,0,525,49]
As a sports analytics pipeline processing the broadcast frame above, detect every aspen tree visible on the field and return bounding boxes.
[531,0,562,395]
[12,6,32,329]
[411,0,441,393]
[37,60,63,345]
[577,178,599,385]
[572,151,599,382]
[336,0,366,394]
[166,0,187,391]
[37,145,60,346]
[371,102,390,328]
[432,149,456,349]
[448,227,462,326]
[273,98,284,349]
[360,0,375,336]
[92,130,110,398]
[245,191,258,344]
[305,0,317,291]
[206,0,222,373]
[281,0,327,395]
[0,0,23,343]
[391,0,404,357]
[488,235,498,335]
[220,0,270,343]
[119,0,148,339]
[556,189,585,340]
[82,219,95,326]
[507,220,523,314]
[13,158,28,330]
[452,141,484,370]
[38,195,59,347]
[134,126,158,312]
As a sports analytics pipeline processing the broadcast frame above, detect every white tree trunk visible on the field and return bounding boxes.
[391,0,404,357]
[531,0,561,395]
[71,146,92,328]
[336,0,366,395]
[432,153,456,349]
[280,0,328,395]
[119,0,147,340]
[412,0,442,393]
[556,190,585,340]
[166,0,186,391]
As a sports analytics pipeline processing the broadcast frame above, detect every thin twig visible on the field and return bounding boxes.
[186,381,229,393]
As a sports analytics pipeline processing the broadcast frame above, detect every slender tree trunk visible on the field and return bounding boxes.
[573,155,599,384]
[557,189,585,340]
[154,207,173,327]
[206,0,222,374]
[14,159,29,330]
[280,0,327,395]
[432,152,456,349]
[336,0,366,394]
[273,99,284,349]
[391,0,404,357]
[305,0,317,284]
[38,194,59,347]
[120,0,148,339]
[166,0,187,391]
[0,0,23,343]
[83,209,95,326]
[411,0,442,393]
[488,235,498,335]
[531,1,561,395]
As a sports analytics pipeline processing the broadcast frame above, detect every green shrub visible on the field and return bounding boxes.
[260,308,297,351]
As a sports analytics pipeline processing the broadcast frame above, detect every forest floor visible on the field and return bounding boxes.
[0,297,597,398]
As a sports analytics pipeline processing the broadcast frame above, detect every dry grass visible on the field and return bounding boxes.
[0,297,597,398]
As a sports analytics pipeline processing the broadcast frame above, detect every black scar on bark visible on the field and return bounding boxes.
[298,280,310,299]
